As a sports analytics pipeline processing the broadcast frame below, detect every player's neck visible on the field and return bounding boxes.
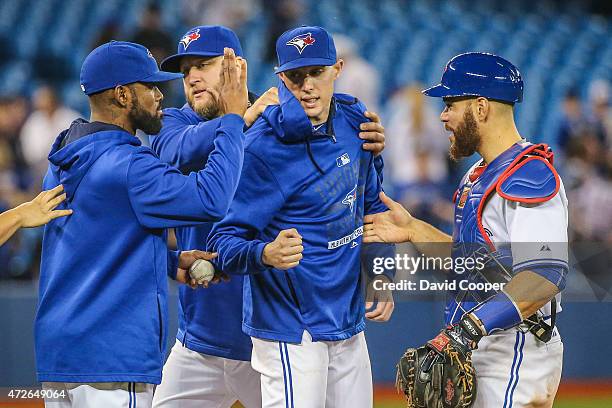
[478,121,522,164]
[90,111,136,135]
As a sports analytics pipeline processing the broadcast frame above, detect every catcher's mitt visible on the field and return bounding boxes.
[396,325,477,408]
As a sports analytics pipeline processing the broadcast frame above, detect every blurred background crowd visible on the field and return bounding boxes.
[0,0,610,280]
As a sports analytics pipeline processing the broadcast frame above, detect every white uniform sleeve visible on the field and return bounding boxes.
[504,180,569,274]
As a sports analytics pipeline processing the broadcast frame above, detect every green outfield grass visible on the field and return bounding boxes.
[552,397,612,408]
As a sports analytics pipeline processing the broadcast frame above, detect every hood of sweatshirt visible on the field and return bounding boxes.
[261,79,321,143]
[261,79,346,173]
[47,119,140,201]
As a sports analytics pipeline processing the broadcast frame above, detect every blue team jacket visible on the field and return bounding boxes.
[150,106,252,361]
[35,117,244,384]
[209,82,395,343]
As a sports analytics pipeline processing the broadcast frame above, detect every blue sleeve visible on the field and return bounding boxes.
[151,111,230,173]
[515,264,568,291]
[208,150,287,275]
[167,250,179,280]
[362,154,395,279]
[373,155,384,184]
[127,115,245,229]
[361,242,396,281]
[364,154,388,215]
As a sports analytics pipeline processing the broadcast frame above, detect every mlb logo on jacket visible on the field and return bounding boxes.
[336,153,350,167]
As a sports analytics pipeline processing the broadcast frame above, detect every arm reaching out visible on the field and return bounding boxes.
[243,87,279,127]
[0,185,73,246]
[363,192,452,257]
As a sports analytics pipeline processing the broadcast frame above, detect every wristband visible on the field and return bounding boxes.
[471,290,523,335]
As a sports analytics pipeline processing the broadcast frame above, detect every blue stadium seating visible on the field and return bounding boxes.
[0,0,609,145]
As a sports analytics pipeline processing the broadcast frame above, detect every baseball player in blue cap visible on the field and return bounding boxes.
[149,25,388,408]
[149,25,264,408]
[364,52,567,407]
[209,25,396,408]
[36,41,246,408]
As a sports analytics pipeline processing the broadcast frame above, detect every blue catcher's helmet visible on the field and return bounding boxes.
[423,52,523,103]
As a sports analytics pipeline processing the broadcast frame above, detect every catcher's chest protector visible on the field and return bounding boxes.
[452,142,557,251]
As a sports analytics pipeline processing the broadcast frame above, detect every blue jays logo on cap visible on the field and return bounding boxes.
[286,33,316,54]
[180,29,201,50]
[161,26,243,72]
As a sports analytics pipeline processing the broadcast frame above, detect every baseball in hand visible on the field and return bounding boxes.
[188,259,215,284]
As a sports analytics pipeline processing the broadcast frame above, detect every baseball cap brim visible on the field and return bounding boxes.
[85,71,183,95]
[161,51,224,72]
[140,70,184,83]
[275,57,336,73]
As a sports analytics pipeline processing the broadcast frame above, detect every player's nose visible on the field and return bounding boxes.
[301,75,315,91]
[187,69,202,86]
[155,86,164,103]
[440,109,449,122]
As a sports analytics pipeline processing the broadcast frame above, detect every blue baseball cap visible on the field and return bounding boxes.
[161,25,244,73]
[80,41,183,95]
[275,26,337,73]
[423,52,523,103]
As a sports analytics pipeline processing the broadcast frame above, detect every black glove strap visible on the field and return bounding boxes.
[525,301,557,342]
[455,314,485,349]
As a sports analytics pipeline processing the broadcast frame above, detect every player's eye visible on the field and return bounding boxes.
[180,65,193,76]
[287,73,301,83]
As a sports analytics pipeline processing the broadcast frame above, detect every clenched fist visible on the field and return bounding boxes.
[262,228,304,270]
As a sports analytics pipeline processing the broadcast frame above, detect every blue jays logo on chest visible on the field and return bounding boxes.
[342,184,357,213]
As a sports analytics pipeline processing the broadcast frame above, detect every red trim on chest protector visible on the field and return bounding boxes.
[496,156,560,203]
[475,143,555,251]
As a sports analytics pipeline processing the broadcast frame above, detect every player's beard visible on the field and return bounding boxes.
[128,90,163,135]
[449,105,481,161]
[188,91,221,120]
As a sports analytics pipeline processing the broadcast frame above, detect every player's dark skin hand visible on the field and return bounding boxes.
[176,250,225,289]
[360,111,385,156]
[262,228,304,270]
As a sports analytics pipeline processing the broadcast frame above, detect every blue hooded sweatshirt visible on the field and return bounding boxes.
[208,82,395,343]
[35,115,244,384]
[150,106,252,361]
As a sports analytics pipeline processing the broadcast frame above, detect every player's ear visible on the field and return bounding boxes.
[113,85,130,108]
[475,97,490,122]
[332,59,344,79]
[278,72,290,87]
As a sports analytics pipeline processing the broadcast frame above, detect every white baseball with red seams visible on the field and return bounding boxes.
[188,259,215,284]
